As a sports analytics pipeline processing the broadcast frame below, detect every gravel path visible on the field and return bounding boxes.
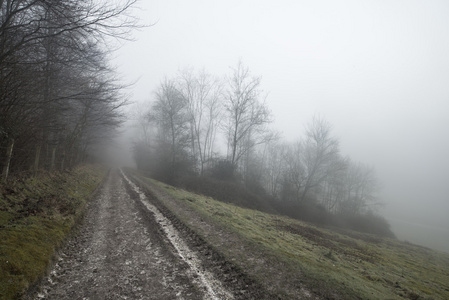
[31,169,232,299]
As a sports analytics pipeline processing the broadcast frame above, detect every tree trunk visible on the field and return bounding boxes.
[60,148,66,170]
[50,146,57,171]
[34,143,41,176]
[2,138,15,183]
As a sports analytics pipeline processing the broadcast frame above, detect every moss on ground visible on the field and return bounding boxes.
[137,174,449,299]
[0,165,106,299]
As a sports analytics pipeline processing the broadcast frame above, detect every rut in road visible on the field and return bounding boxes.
[32,169,232,299]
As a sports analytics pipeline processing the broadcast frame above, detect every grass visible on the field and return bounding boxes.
[132,172,449,299]
[0,165,106,299]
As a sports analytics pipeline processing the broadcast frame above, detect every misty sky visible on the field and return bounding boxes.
[113,0,449,251]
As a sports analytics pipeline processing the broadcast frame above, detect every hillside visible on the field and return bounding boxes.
[128,169,449,299]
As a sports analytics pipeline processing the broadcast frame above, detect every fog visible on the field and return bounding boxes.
[111,0,449,252]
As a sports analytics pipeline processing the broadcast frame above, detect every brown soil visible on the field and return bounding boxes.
[28,170,215,299]
[125,170,307,300]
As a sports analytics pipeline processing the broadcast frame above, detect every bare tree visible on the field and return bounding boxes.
[337,161,380,215]
[0,0,137,65]
[130,101,157,171]
[223,61,273,173]
[0,0,138,179]
[281,141,307,201]
[320,156,349,212]
[298,116,343,201]
[178,68,223,175]
[132,102,154,147]
[279,117,346,203]
[261,140,287,199]
[150,78,190,181]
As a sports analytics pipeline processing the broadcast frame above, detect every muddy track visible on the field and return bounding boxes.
[29,169,232,299]
[122,171,272,300]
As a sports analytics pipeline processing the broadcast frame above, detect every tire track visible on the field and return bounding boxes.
[121,170,234,300]
[31,170,207,299]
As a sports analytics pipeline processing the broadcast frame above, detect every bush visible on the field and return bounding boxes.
[179,175,276,213]
[336,212,395,238]
[272,200,334,226]
[178,175,394,238]
[208,159,236,181]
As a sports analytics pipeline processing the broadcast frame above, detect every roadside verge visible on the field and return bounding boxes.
[0,165,107,299]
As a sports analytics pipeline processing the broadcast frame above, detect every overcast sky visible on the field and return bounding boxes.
[113,0,449,251]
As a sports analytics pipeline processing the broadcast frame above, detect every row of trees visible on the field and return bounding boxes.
[133,62,274,180]
[133,63,381,216]
[1,0,137,181]
[255,119,379,215]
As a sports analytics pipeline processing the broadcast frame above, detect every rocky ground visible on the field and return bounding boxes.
[28,169,234,300]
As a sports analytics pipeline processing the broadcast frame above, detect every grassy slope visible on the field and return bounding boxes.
[133,172,449,299]
[0,165,106,299]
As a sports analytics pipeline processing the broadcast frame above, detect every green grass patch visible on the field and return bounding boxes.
[0,165,106,299]
[137,174,449,299]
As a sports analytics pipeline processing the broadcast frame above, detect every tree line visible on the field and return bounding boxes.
[133,63,382,219]
[0,0,137,182]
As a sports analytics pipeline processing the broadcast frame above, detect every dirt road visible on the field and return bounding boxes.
[30,169,233,299]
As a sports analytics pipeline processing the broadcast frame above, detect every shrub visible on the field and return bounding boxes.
[336,212,395,238]
[164,172,394,238]
[272,200,334,226]
[208,159,236,181]
[179,175,276,213]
